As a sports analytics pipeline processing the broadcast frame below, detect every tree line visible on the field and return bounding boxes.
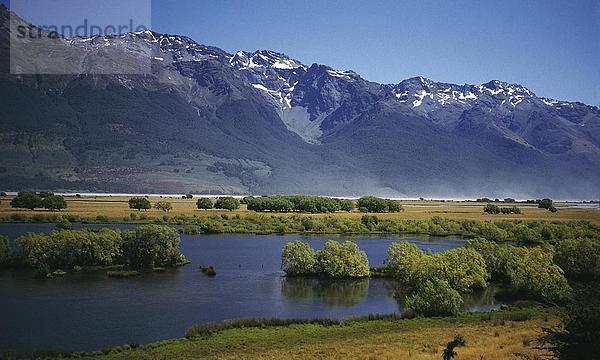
[243,195,401,213]
[0,225,189,275]
[9,192,67,211]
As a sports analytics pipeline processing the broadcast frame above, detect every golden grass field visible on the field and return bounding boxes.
[0,194,598,224]
[88,312,554,360]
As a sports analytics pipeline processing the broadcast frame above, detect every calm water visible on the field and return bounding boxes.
[0,224,500,354]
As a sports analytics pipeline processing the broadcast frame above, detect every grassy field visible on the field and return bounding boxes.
[1,195,598,224]
[80,310,554,360]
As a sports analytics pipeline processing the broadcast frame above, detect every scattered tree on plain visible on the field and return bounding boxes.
[215,197,240,211]
[154,201,173,212]
[10,192,43,210]
[42,195,67,211]
[196,197,214,210]
[128,197,151,211]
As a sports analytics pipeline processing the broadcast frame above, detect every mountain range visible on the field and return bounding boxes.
[1,5,599,198]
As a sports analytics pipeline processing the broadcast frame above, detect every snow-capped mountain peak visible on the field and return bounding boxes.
[230,50,305,70]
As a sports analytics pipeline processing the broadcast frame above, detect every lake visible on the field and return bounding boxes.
[0,224,501,354]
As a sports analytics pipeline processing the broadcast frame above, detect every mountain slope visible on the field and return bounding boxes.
[0,5,598,198]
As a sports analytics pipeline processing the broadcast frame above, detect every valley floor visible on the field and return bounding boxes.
[1,195,598,225]
[81,311,554,360]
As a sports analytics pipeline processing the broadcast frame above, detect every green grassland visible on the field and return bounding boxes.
[61,309,553,360]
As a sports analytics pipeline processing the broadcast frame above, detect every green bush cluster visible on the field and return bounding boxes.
[538,198,558,212]
[553,239,600,280]
[466,238,572,302]
[214,197,240,211]
[281,240,369,278]
[404,278,464,316]
[196,198,214,210]
[386,242,489,293]
[13,225,188,273]
[247,195,352,213]
[483,204,521,215]
[356,196,402,213]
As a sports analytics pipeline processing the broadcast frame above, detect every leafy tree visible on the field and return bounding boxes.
[538,198,557,212]
[10,192,43,210]
[386,200,402,212]
[508,247,572,302]
[185,193,194,199]
[315,240,369,278]
[338,199,354,212]
[404,278,463,316]
[154,201,173,212]
[483,203,500,214]
[281,241,317,276]
[432,247,489,293]
[360,215,379,231]
[196,198,214,210]
[122,225,187,268]
[356,196,402,213]
[542,285,600,360]
[0,192,7,197]
[466,238,515,280]
[128,197,151,211]
[0,235,9,265]
[42,195,67,211]
[16,229,123,271]
[386,241,430,284]
[215,197,240,211]
[554,239,600,280]
[240,196,254,204]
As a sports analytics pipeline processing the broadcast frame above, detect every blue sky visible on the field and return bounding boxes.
[5,0,599,106]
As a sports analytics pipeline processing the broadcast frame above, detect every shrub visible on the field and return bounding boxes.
[128,197,151,211]
[432,247,489,293]
[154,201,173,212]
[186,317,340,338]
[338,199,354,212]
[122,225,188,268]
[281,241,317,276]
[542,285,600,360]
[554,239,600,280]
[443,334,466,360]
[200,265,216,276]
[16,229,123,271]
[55,218,74,230]
[508,247,571,303]
[314,241,369,278]
[466,238,515,280]
[386,242,429,284]
[538,198,555,211]
[360,215,379,231]
[215,197,239,211]
[404,278,463,316]
[483,203,500,214]
[196,198,213,210]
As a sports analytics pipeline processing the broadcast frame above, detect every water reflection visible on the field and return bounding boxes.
[282,277,369,308]
[382,279,503,312]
